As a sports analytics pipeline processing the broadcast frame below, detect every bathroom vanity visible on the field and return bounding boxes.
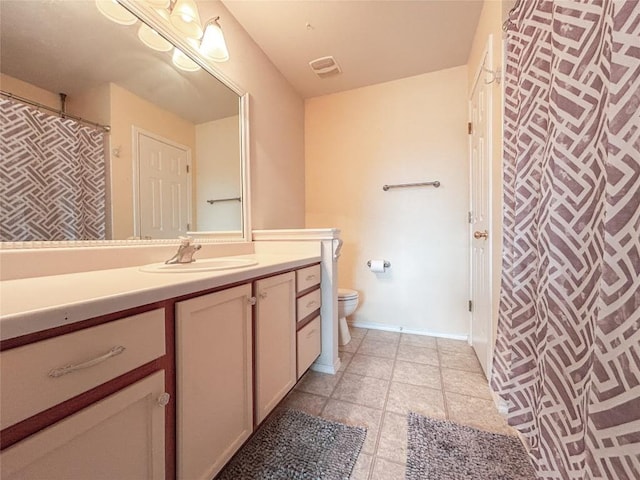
[0,251,323,479]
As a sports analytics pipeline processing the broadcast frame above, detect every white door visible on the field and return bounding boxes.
[136,131,191,239]
[469,39,493,378]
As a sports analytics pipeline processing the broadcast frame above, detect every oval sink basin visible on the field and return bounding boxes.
[140,257,258,273]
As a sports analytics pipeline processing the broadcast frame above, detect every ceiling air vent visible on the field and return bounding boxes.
[309,56,342,79]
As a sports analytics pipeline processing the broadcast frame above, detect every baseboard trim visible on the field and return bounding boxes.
[310,357,340,375]
[350,321,468,342]
[491,390,510,416]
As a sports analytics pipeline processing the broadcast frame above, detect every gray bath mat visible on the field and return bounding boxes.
[217,408,366,480]
[406,412,535,480]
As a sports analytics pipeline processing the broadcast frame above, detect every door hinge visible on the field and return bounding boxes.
[468,211,472,224]
[468,300,473,312]
[186,164,190,173]
[468,122,473,135]
[187,223,190,230]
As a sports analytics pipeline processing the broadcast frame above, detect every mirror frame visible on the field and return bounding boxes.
[1,0,251,249]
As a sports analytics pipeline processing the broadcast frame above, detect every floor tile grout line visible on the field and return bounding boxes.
[366,336,402,480]
[320,328,369,417]
[437,348,452,420]
[296,376,494,406]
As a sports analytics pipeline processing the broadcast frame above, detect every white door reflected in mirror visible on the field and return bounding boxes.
[136,131,191,240]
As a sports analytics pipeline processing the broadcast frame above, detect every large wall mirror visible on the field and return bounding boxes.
[0,0,249,245]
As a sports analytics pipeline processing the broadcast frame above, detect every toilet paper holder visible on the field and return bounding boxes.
[367,260,391,268]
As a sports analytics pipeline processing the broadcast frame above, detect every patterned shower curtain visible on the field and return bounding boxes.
[492,0,640,479]
[0,98,107,241]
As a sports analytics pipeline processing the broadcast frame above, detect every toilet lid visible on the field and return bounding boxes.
[338,288,358,299]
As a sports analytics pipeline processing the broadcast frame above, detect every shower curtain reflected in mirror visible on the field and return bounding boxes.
[0,98,107,241]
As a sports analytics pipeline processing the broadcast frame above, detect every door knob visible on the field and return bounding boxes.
[157,392,170,407]
[473,230,489,240]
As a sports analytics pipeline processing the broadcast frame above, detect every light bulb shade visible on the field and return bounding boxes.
[170,0,203,39]
[172,48,201,72]
[144,0,170,8]
[200,19,229,62]
[95,0,137,25]
[138,24,172,52]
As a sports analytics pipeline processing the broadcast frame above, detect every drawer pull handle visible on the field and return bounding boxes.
[48,345,126,378]
[259,291,268,299]
[306,300,318,308]
[248,296,257,306]
[305,275,316,281]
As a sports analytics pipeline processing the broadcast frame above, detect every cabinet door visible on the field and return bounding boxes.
[175,284,253,480]
[255,271,296,424]
[0,371,166,480]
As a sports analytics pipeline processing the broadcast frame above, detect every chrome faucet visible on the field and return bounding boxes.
[165,237,201,264]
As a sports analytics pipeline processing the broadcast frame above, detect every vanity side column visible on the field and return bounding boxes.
[312,238,340,374]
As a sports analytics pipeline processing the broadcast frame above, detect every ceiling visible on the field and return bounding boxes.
[221,0,484,98]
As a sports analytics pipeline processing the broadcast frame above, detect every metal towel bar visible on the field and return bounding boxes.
[206,197,241,204]
[382,181,440,191]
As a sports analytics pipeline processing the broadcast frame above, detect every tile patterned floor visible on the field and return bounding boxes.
[282,327,515,480]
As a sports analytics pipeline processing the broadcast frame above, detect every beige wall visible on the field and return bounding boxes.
[305,66,470,336]
[195,116,241,231]
[109,83,196,239]
[467,0,510,349]
[197,1,306,230]
[0,74,60,110]
[66,84,111,125]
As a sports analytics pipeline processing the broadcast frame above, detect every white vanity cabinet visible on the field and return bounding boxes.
[254,271,297,425]
[1,371,167,480]
[175,284,254,480]
[295,264,322,378]
[0,308,169,480]
[0,258,324,480]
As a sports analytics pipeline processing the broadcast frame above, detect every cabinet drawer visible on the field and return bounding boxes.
[0,371,166,480]
[297,317,321,378]
[1,309,165,429]
[296,288,321,322]
[296,264,321,293]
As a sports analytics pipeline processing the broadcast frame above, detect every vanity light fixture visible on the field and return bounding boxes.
[138,23,173,51]
[137,8,172,51]
[96,0,229,69]
[95,0,137,25]
[199,17,229,62]
[172,47,201,72]
[145,0,170,7]
[169,0,203,39]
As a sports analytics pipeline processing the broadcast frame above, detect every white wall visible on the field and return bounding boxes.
[195,116,241,231]
[305,66,470,337]
[197,0,305,230]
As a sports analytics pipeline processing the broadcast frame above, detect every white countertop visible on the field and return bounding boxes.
[0,252,320,341]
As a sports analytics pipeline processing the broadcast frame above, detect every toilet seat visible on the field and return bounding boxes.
[338,288,358,300]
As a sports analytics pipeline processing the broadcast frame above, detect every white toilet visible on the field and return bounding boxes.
[338,288,359,345]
